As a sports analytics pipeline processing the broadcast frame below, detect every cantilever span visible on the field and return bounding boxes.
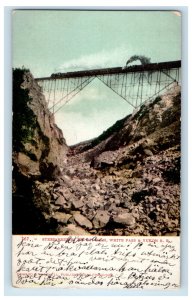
[35,60,181,114]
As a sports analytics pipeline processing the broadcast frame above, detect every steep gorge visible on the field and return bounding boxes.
[12,69,181,236]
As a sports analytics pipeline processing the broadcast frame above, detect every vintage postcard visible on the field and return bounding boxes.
[12,10,181,289]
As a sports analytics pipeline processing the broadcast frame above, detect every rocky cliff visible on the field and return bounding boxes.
[12,69,68,233]
[12,70,180,236]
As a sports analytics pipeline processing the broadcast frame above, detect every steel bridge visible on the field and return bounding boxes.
[35,60,181,114]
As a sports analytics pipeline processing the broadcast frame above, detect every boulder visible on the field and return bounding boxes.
[52,212,72,224]
[71,198,84,209]
[113,213,136,226]
[73,213,93,229]
[92,210,110,228]
[59,188,73,200]
[60,224,91,235]
[55,195,66,206]
[87,194,104,209]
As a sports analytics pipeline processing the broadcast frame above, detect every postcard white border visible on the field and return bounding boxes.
[2,1,191,298]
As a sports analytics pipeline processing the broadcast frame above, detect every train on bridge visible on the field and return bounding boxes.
[36,60,181,114]
[50,67,122,79]
[49,60,181,80]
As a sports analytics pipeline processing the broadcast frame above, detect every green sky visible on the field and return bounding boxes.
[12,10,181,145]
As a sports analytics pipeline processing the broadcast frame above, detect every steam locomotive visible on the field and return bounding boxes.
[50,67,122,79]
[50,61,181,79]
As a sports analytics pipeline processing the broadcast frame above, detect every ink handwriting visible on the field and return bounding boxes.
[12,236,180,289]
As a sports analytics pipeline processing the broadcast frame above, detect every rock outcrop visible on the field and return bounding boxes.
[12,69,68,233]
[12,69,180,236]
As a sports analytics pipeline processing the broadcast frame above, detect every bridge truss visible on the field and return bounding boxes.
[36,61,181,114]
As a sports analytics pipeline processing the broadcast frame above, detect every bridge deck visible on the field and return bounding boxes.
[35,60,181,81]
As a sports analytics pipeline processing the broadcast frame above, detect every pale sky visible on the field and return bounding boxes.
[13,10,181,145]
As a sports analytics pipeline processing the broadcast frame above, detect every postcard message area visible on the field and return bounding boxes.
[12,235,180,289]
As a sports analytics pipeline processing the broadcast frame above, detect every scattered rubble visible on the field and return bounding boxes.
[12,69,180,236]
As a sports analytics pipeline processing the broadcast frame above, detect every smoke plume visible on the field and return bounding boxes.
[126,55,151,66]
